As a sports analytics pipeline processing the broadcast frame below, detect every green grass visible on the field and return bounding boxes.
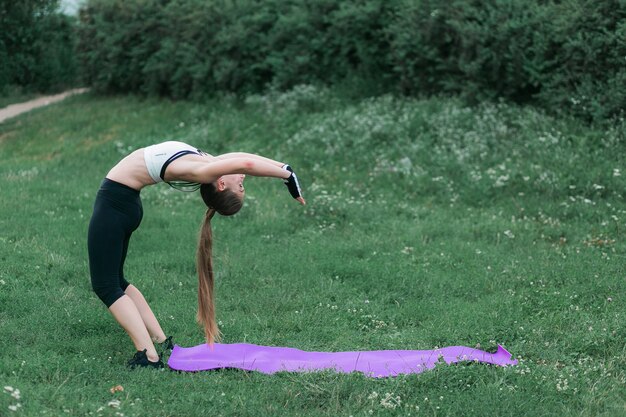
[0,87,625,416]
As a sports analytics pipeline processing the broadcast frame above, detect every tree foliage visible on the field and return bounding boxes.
[0,0,78,93]
[74,0,626,121]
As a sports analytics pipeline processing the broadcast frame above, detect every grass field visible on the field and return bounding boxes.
[0,87,625,416]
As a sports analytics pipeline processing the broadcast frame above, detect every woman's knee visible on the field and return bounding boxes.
[92,283,125,308]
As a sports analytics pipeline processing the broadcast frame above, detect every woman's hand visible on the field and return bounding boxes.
[282,165,306,205]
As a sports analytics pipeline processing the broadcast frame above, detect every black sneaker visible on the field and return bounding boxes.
[157,336,174,357]
[127,349,164,369]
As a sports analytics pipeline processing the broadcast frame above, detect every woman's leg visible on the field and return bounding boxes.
[108,295,160,362]
[88,183,161,364]
[124,284,167,344]
[117,231,166,345]
[119,224,165,343]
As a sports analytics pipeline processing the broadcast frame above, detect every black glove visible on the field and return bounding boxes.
[281,164,302,200]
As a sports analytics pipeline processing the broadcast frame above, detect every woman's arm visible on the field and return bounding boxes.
[165,157,290,184]
[213,152,285,168]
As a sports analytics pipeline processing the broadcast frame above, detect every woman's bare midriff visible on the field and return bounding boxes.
[105,149,152,190]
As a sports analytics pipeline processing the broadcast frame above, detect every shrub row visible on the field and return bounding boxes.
[76,0,625,122]
[391,0,626,122]
[0,1,78,94]
[77,0,394,98]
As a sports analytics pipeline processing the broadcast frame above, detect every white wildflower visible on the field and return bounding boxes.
[380,392,401,409]
[495,175,509,187]
[108,400,121,409]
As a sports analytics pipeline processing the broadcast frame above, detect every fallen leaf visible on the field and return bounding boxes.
[109,385,124,394]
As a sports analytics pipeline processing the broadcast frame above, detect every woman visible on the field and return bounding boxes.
[88,141,304,368]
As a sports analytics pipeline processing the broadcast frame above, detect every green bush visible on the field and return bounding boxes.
[77,0,625,122]
[0,0,78,94]
[535,0,626,122]
[78,0,393,99]
[388,0,626,122]
[388,0,551,101]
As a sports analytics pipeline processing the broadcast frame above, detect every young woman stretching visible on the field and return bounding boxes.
[88,141,304,368]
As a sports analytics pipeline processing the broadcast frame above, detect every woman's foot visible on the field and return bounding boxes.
[127,349,164,369]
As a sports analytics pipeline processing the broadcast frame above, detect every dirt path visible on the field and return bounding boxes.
[0,88,89,123]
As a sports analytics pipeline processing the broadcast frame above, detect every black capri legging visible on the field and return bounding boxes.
[88,178,143,307]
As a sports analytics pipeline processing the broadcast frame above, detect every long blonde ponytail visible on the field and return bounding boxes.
[197,183,244,345]
[196,208,220,345]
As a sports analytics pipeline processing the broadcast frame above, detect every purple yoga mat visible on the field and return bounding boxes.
[168,343,517,377]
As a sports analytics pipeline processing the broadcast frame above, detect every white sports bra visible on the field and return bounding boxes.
[143,141,207,191]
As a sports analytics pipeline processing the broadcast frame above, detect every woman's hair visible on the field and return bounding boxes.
[196,182,243,344]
